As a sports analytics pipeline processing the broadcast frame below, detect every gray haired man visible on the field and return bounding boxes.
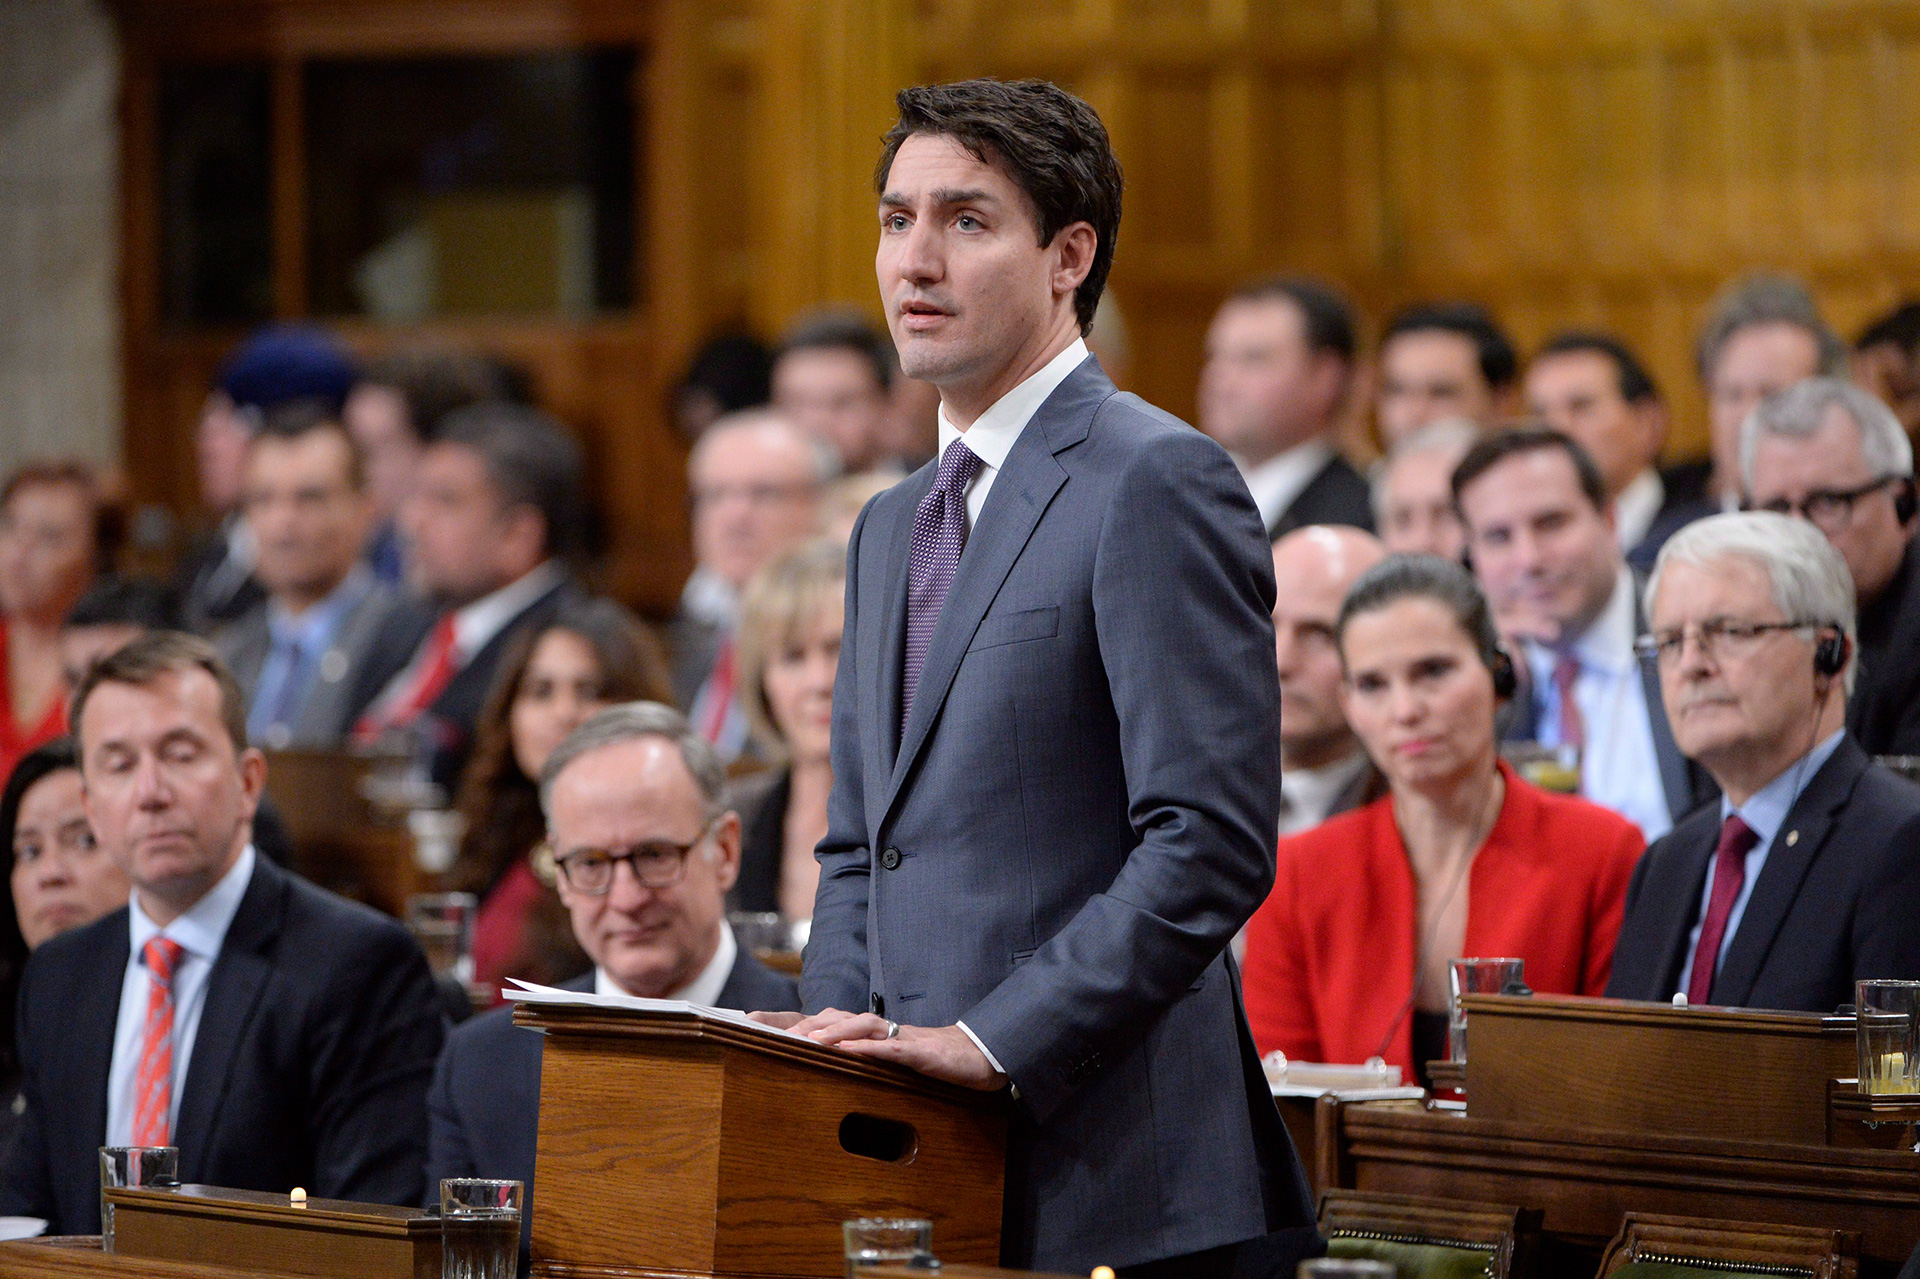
[1742,377,1920,754]
[1606,512,1920,1010]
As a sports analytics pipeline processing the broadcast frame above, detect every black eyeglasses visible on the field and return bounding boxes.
[1750,475,1901,531]
[1634,618,1816,666]
[546,815,721,896]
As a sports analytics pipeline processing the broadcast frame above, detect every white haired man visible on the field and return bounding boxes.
[1606,512,1920,1010]
[1741,377,1920,755]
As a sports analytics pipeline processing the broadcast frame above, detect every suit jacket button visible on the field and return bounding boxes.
[881,847,902,870]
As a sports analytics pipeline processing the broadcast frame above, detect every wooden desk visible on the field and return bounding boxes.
[1320,995,1920,1276]
[0,1238,305,1279]
[261,750,425,917]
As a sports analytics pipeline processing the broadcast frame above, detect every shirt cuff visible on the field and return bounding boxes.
[956,1020,1018,1099]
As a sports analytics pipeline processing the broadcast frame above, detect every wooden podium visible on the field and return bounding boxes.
[511,998,1009,1279]
[1318,995,1920,1275]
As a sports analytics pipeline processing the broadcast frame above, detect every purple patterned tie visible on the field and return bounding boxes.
[902,439,984,732]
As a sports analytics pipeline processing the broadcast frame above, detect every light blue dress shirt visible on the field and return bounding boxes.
[104,846,257,1146]
[247,568,374,747]
[1525,566,1673,842]
[1673,730,1845,998]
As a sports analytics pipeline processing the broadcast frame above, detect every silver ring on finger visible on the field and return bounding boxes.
[885,1019,900,1040]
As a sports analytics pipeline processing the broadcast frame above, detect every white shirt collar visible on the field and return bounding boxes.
[679,566,738,629]
[936,338,1089,470]
[128,844,257,964]
[594,919,738,1007]
[452,561,565,662]
[1237,440,1335,532]
[1279,749,1369,833]
[1613,468,1664,552]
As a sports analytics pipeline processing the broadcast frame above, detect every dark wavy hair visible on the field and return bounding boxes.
[877,79,1124,334]
[449,598,673,986]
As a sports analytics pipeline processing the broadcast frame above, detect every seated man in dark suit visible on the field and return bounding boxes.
[348,403,585,789]
[0,633,445,1233]
[427,701,799,1268]
[1198,277,1374,539]
[1607,512,1920,1011]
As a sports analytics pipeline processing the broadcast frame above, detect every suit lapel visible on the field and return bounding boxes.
[71,918,131,1156]
[173,859,285,1180]
[870,469,927,795]
[1711,738,1866,1006]
[881,362,1106,819]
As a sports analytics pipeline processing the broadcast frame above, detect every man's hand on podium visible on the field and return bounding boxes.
[748,1009,1009,1091]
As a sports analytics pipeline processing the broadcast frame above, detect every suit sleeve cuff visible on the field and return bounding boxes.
[955,1020,1018,1099]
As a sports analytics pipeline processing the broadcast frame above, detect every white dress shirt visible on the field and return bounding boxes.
[105,846,258,1146]
[596,920,739,1007]
[362,561,567,726]
[1613,468,1664,554]
[1278,750,1370,837]
[935,338,1090,531]
[1237,441,1335,534]
[1674,730,1845,998]
[1525,566,1673,842]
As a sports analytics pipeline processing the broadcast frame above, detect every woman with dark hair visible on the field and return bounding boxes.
[0,737,130,1144]
[0,462,119,782]
[1242,555,1644,1082]
[453,597,673,997]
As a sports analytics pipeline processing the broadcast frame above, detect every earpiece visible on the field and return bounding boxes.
[1489,644,1519,700]
[1813,629,1847,679]
[1895,477,1917,526]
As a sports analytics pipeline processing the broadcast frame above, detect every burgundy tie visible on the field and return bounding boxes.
[1686,815,1760,1006]
[1552,653,1583,751]
[902,440,984,733]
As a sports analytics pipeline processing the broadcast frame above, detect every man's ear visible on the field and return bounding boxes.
[710,811,742,894]
[1050,221,1098,301]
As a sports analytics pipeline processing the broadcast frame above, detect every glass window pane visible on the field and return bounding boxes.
[304,50,638,320]
[158,62,273,326]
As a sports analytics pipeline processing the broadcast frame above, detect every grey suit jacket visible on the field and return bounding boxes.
[217,577,401,748]
[805,357,1313,1272]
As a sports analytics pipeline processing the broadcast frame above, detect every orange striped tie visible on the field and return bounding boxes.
[133,937,186,1147]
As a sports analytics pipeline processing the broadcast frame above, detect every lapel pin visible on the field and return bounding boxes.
[1785,830,1799,847]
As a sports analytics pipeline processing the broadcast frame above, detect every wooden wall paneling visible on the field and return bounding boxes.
[268,57,306,319]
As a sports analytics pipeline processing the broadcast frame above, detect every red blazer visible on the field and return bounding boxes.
[1242,761,1644,1074]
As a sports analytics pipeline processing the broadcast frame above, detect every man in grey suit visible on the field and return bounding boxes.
[754,81,1313,1276]
[216,401,396,749]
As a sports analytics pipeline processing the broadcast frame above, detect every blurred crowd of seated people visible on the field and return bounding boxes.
[4,263,1920,1252]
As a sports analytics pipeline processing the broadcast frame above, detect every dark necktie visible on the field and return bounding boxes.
[902,440,984,732]
[1686,814,1760,1005]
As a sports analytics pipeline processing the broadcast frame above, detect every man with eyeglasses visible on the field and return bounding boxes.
[1606,512,1920,1010]
[426,702,798,1272]
[1742,377,1920,756]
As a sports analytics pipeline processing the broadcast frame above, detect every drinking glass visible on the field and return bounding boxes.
[1857,979,1920,1095]
[441,1178,521,1279]
[98,1145,177,1253]
[1298,1261,1395,1277]
[1449,957,1525,1064]
[843,1217,935,1279]
[728,911,790,955]
[408,892,478,982]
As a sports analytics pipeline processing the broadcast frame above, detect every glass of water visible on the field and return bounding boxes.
[99,1145,177,1253]
[1857,979,1920,1095]
[1449,956,1525,1064]
[843,1217,935,1279]
[441,1178,521,1279]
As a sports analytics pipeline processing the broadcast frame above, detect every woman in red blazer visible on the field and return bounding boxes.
[1242,556,1644,1080]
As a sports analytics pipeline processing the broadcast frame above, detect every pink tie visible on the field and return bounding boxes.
[1552,653,1583,751]
[1686,816,1759,1006]
[133,937,186,1147]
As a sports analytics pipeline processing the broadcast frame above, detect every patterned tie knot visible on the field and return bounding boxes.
[143,937,186,986]
[934,440,984,495]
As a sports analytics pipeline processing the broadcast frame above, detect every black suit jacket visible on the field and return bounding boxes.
[425,954,799,1270]
[1605,736,1920,1010]
[344,573,581,790]
[0,855,445,1233]
[1850,537,1920,756]
[1624,491,1719,575]
[725,768,790,914]
[1266,452,1375,542]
